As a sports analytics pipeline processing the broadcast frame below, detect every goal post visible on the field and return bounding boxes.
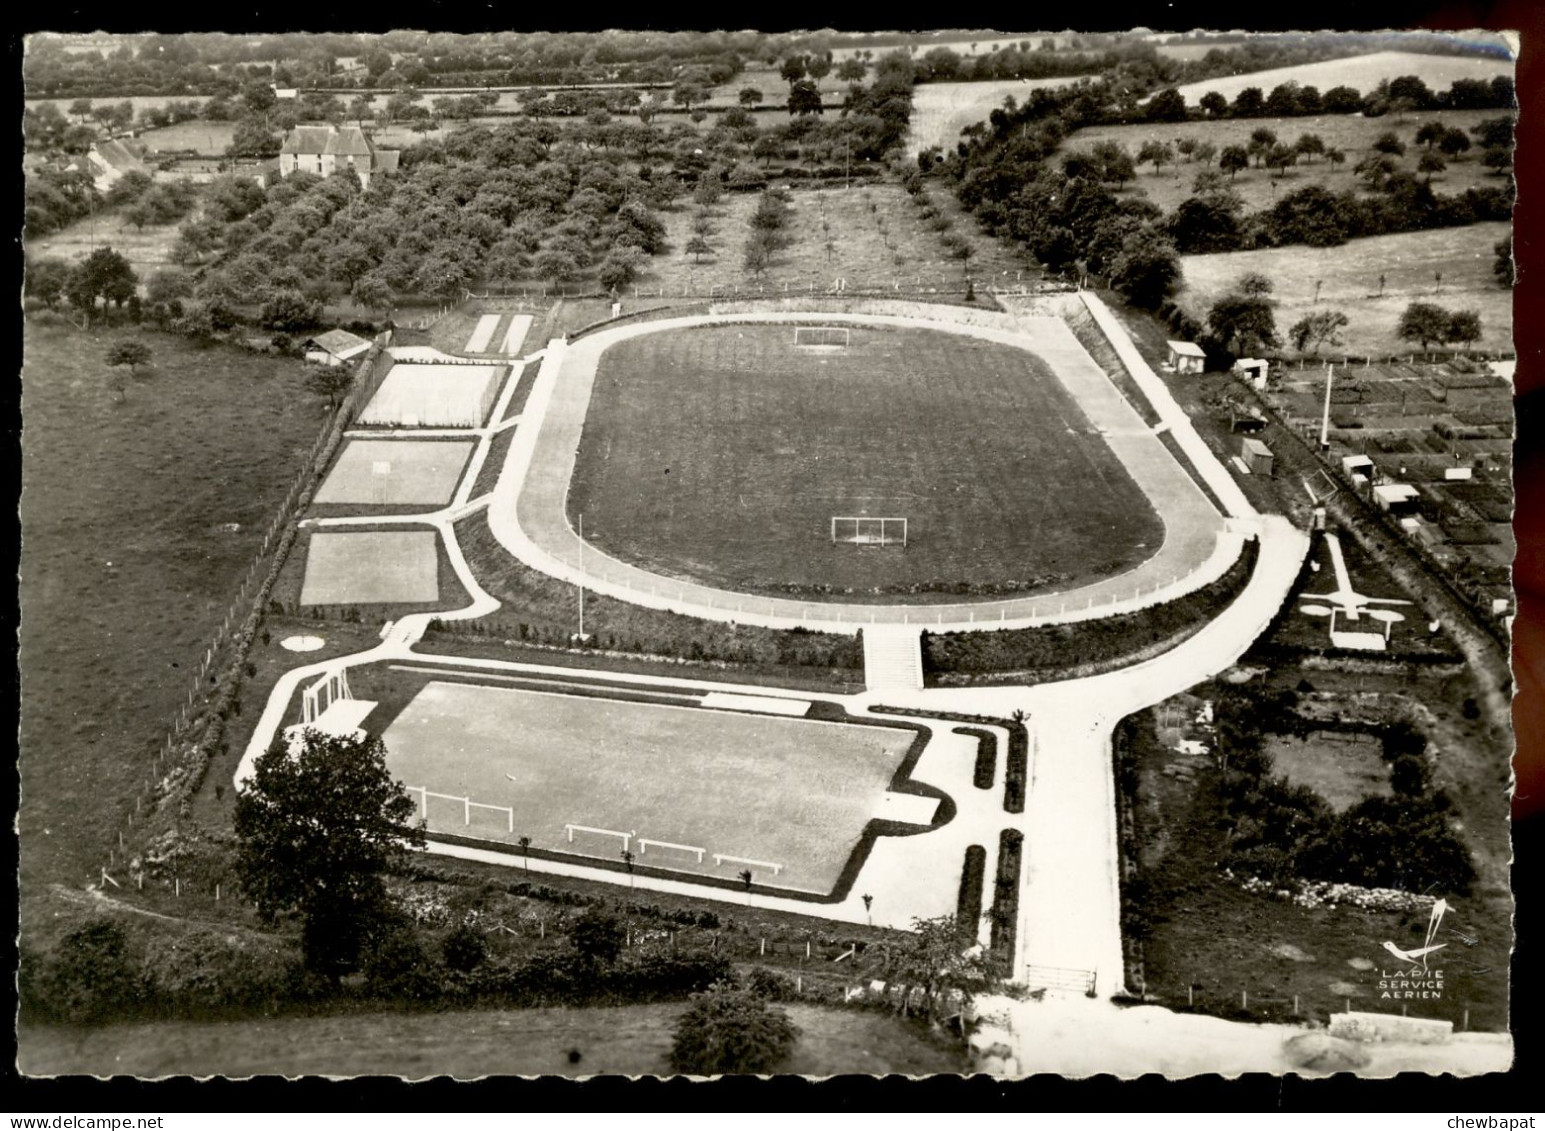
[831,516,908,547]
[301,669,352,725]
[794,325,851,349]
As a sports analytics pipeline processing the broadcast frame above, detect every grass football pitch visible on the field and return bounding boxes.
[567,322,1163,599]
[379,679,919,894]
[299,530,441,606]
[314,439,474,506]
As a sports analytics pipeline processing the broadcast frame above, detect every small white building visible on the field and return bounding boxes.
[1167,340,1206,374]
[1373,483,1421,515]
[1341,454,1374,477]
[303,328,372,367]
[1234,357,1269,389]
[1240,436,1274,476]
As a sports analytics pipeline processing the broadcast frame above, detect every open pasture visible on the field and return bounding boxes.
[908,77,1086,155]
[376,677,924,894]
[357,362,504,428]
[1177,222,1512,357]
[1064,108,1507,215]
[1171,50,1514,106]
[26,212,188,276]
[138,119,236,156]
[19,325,325,890]
[567,321,1163,600]
[313,438,474,506]
[298,529,441,606]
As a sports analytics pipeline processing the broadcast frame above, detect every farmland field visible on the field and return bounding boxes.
[1064,108,1509,215]
[19,324,329,891]
[908,77,1086,155]
[646,181,1033,295]
[26,213,190,276]
[373,676,923,894]
[567,322,1164,598]
[1170,50,1514,105]
[138,119,235,155]
[1176,222,1513,357]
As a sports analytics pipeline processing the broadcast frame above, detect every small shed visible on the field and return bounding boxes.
[1167,340,1206,374]
[1240,437,1274,476]
[1373,482,1421,515]
[1341,454,1374,477]
[303,328,372,367]
[1234,357,1269,390]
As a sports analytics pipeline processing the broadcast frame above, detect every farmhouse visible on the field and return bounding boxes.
[278,125,400,190]
[303,328,372,367]
[1167,340,1206,374]
[85,138,149,193]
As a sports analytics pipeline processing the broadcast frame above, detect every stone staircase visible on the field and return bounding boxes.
[862,624,924,692]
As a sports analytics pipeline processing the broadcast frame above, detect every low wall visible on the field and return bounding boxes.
[1330,1011,1454,1044]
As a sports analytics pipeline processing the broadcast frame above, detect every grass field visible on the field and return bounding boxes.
[138,119,236,155]
[375,677,919,894]
[567,322,1164,599]
[299,529,442,606]
[313,438,474,506]
[646,182,1033,296]
[26,213,189,276]
[908,77,1086,155]
[19,324,329,891]
[1264,731,1391,811]
[1064,108,1507,216]
[1177,222,1513,357]
[1171,50,1515,105]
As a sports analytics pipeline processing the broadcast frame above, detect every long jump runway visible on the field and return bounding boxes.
[490,310,1240,633]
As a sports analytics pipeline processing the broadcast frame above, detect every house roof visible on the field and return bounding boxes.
[324,125,374,157]
[1242,437,1272,457]
[281,125,336,155]
[1167,340,1205,357]
[1374,483,1420,503]
[304,328,372,358]
[90,138,148,173]
[1342,454,1374,471]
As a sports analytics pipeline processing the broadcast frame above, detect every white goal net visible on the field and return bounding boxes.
[794,325,851,349]
[831,516,908,546]
[301,669,353,725]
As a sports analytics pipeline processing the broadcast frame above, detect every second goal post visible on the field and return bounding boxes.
[831,516,908,546]
[794,325,851,349]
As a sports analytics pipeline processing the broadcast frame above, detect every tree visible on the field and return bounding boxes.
[1373,131,1407,157]
[1247,127,1278,167]
[26,258,71,309]
[105,340,152,384]
[569,908,625,966]
[836,59,866,84]
[1418,152,1446,182]
[37,922,151,1023]
[685,235,714,263]
[1145,89,1187,123]
[1209,293,1280,354]
[1495,238,1514,287]
[307,362,354,409]
[1446,309,1483,348]
[1294,133,1326,163]
[442,922,488,973]
[739,86,765,108]
[1439,128,1472,159]
[1289,310,1350,352]
[1199,91,1227,118]
[778,55,808,86]
[882,914,993,1022]
[1232,87,1266,118]
[1266,144,1299,176]
[597,247,645,292]
[233,729,425,980]
[1108,227,1181,310]
[668,980,801,1076]
[1219,146,1249,179]
[228,116,281,159]
[1481,147,1513,175]
[788,79,823,117]
[1323,85,1364,114]
[260,288,322,334]
[1415,120,1447,150]
[1136,140,1173,174]
[1397,302,1453,351]
[64,247,138,326]
[1237,272,1274,298]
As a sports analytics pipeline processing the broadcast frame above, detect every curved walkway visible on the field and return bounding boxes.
[489,309,1242,635]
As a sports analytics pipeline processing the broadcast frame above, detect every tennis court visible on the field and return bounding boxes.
[380,679,927,894]
[313,439,475,506]
[299,530,441,605]
[358,364,504,428]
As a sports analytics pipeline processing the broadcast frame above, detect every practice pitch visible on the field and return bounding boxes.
[314,439,475,506]
[379,679,928,894]
[299,530,440,605]
[358,363,504,428]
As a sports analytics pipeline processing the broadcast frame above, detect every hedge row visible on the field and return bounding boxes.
[1003,722,1030,815]
[957,845,988,944]
[954,727,997,790]
[988,829,1025,977]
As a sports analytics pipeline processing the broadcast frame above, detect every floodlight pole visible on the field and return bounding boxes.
[577,512,587,640]
[1319,363,1335,451]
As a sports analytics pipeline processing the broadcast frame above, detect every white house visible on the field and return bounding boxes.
[1166,340,1206,374]
[303,328,372,367]
[278,124,400,191]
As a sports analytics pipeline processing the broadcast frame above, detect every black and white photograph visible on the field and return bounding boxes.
[15,20,1527,1088]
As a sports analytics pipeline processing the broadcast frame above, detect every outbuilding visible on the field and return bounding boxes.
[303,328,372,368]
[1234,357,1269,390]
[1373,483,1421,515]
[1240,437,1274,476]
[1167,340,1207,374]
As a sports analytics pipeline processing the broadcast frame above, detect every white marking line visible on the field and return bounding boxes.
[699,692,812,716]
[385,663,698,703]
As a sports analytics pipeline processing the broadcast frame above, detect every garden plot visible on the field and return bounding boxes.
[313,439,475,506]
[299,530,440,606]
[358,363,504,428]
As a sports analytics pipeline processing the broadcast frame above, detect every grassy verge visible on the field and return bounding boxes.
[922,537,1258,685]
[450,514,863,688]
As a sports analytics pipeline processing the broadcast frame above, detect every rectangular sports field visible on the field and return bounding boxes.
[299,530,441,606]
[358,364,504,428]
[379,679,917,893]
[313,439,474,506]
[567,322,1164,599]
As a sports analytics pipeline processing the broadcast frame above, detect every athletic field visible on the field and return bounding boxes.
[313,439,474,506]
[379,679,921,893]
[567,323,1164,598]
[299,530,441,605]
[358,363,503,428]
